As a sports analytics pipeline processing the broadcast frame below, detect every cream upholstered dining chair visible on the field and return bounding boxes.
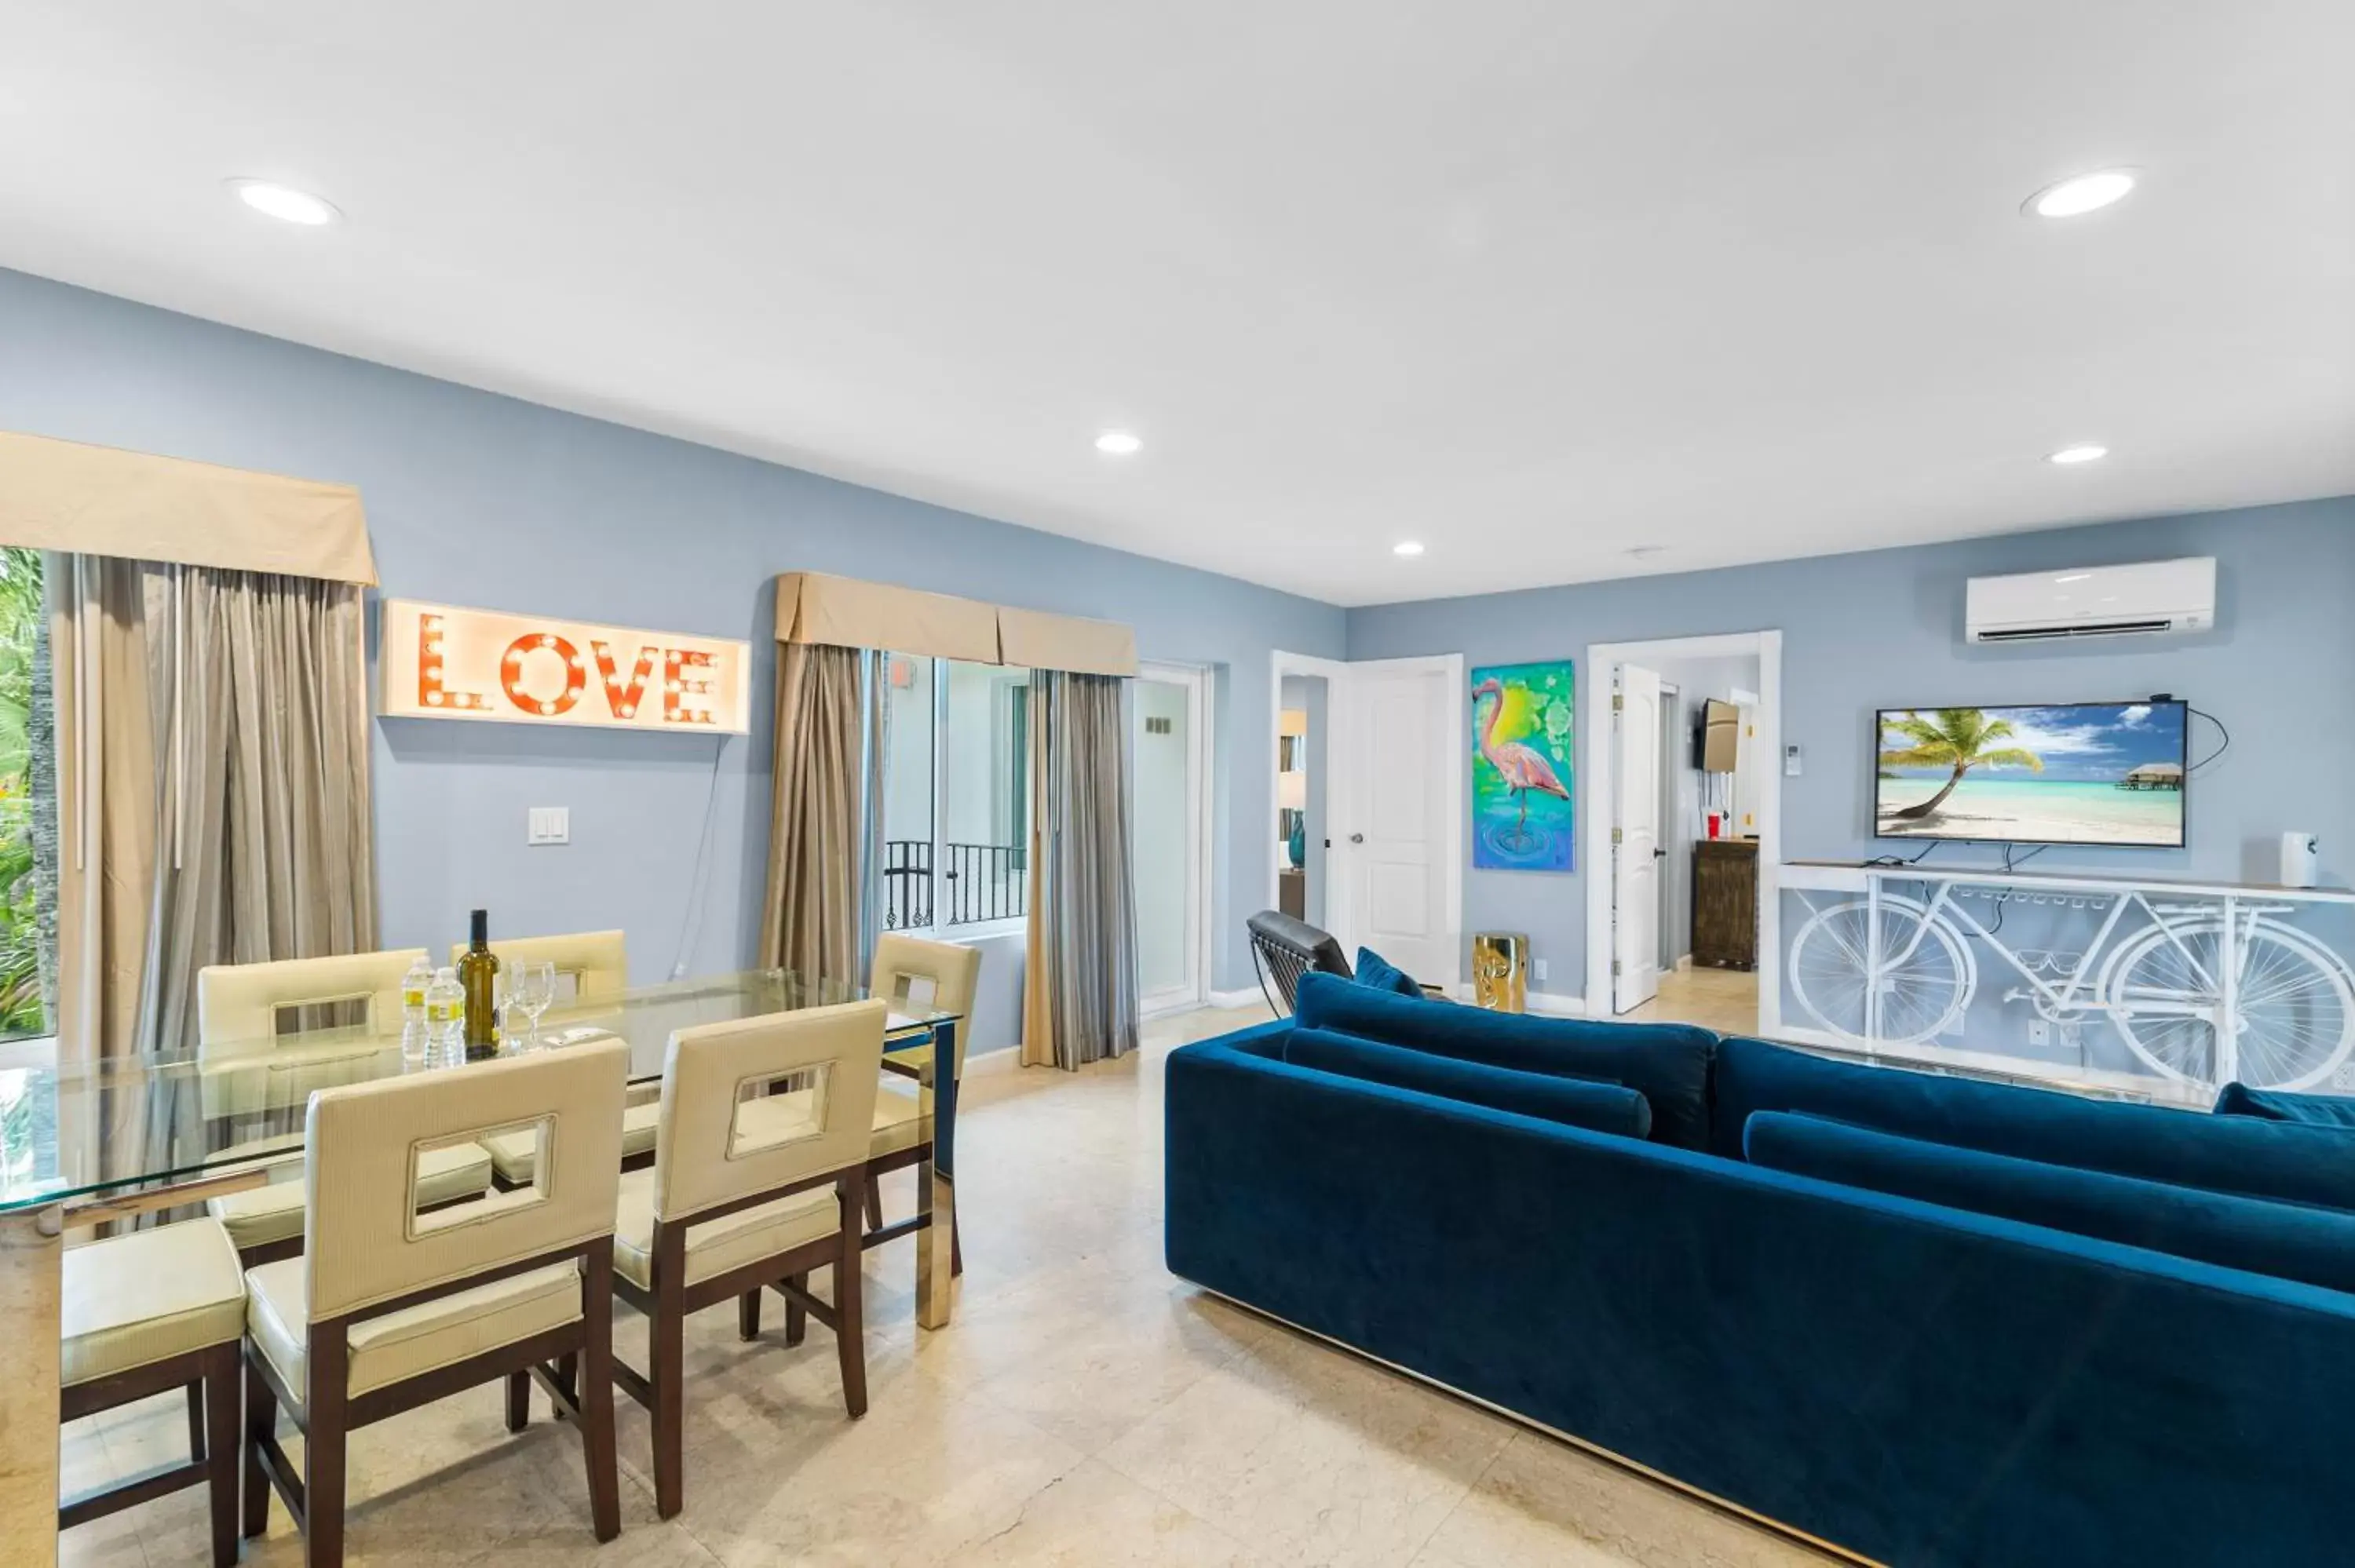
[199,950,496,1265]
[459,930,659,1187]
[448,928,630,998]
[611,999,885,1519]
[864,934,981,1271]
[60,1218,248,1566]
[240,1039,630,1566]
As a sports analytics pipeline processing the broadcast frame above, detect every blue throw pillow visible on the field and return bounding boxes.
[1285,1026,1652,1140]
[1715,1035,2355,1212]
[2214,1081,2355,1130]
[1294,972,1714,1149]
[1353,946,1425,999]
[1746,1110,2355,1296]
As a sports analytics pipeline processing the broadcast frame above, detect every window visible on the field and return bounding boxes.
[878,655,1031,932]
[0,546,49,1045]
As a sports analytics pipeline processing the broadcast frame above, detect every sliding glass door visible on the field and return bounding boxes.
[1132,664,1207,1015]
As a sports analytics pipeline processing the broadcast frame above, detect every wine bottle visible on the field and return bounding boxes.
[458,908,502,1058]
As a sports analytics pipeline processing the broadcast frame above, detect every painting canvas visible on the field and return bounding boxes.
[1471,661,1575,871]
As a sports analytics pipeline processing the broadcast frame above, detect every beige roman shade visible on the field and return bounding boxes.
[772,571,1137,676]
[776,571,1001,663]
[0,430,378,585]
[995,605,1137,678]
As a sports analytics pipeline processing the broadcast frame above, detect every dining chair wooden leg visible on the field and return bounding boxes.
[305,1326,351,1568]
[784,1272,808,1347]
[580,1242,623,1544]
[738,1289,761,1342]
[506,1369,530,1432]
[186,1378,208,1462]
[952,1216,963,1278]
[863,1173,884,1232]
[556,1351,579,1412]
[649,1228,688,1521]
[241,1352,274,1541]
[203,1343,241,1568]
[834,1187,867,1419]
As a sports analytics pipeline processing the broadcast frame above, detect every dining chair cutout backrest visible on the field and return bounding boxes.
[198,949,429,1045]
[870,935,980,1074]
[652,1000,885,1226]
[451,929,629,1001]
[304,1040,628,1324]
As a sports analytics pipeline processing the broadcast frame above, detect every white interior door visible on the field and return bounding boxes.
[1612,663,1663,1013]
[1330,657,1459,986]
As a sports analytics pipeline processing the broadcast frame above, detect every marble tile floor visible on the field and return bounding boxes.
[1623,966,1760,1037]
[66,1003,1837,1568]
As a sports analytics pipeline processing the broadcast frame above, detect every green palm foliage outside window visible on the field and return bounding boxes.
[0,546,46,1039]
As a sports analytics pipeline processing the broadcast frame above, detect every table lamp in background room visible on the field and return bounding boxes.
[1280,769,1308,868]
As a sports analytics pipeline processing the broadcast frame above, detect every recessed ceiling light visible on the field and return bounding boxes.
[2047,444,2109,465]
[1094,430,1141,455]
[229,179,341,226]
[2025,169,2137,219]
[1393,541,1426,557]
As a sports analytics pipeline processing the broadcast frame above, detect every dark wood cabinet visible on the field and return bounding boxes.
[1692,837,1758,971]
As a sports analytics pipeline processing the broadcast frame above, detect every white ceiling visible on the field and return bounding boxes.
[4,2,2351,607]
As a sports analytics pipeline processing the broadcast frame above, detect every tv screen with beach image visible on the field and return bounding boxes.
[1875,702,2188,847]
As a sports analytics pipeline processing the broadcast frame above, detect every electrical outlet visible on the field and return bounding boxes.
[528,806,570,846]
[2026,1019,2050,1048]
[1533,958,1548,983]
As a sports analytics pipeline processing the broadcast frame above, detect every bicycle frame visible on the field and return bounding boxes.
[1856,876,2259,1081]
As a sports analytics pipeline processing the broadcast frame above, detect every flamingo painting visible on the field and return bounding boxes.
[1470,665,1575,870]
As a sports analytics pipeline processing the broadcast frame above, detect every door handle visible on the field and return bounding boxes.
[1349,833,1365,844]
[1652,848,1667,859]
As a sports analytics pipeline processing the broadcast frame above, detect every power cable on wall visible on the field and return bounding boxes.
[670,734,731,980]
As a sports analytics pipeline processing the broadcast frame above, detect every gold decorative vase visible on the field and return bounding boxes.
[1473,932,1529,1012]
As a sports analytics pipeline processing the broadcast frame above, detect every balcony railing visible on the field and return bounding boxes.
[883,840,1028,931]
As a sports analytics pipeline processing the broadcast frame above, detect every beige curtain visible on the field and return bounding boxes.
[50,557,159,1184]
[761,642,873,987]
[51,556,376,1183]
[1023,672,1140,1070]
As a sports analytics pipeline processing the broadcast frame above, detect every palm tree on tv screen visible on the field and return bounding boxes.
[1879,708,2043,820]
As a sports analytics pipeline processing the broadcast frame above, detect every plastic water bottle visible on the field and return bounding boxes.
[425,967,465,1068]
[400,956,435,1067]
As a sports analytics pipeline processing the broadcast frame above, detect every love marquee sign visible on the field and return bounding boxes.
[379,600,752,734]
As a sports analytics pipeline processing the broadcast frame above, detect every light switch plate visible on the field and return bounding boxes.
[1532,958,1548,983]
[528,806,570,846]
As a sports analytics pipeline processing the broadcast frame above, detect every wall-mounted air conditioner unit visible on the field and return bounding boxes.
[1965,556,2215,645]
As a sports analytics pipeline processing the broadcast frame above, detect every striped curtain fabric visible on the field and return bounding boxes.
[1022,671,1140,1070]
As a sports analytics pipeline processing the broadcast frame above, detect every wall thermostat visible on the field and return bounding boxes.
[1784,744,1802,778]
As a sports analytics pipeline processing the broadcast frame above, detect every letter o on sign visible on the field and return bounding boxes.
[502,633,588,717]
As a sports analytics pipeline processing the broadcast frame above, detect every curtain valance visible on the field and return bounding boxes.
[0,430,378,585]
[775,571,1002,663]
[772,571,1137,676]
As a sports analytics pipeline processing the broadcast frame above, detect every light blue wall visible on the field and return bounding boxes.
[1349,497,2355,1004]
[0,268,1345,1050]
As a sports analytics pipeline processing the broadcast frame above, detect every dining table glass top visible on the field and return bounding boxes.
[0,968,960,1212]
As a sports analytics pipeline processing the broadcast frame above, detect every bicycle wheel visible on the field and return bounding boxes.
[1787,895,1974,1045]
[2099,917,2355,1092]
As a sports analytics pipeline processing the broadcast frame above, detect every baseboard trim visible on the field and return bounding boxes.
[1448,983,1587,1018]
[1206,986,1265,1011]
[1184,1281,1875,1566]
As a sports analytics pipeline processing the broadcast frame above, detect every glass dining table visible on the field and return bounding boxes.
[0,968,962,1559]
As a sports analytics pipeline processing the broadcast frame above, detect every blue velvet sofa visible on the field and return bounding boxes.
[1164,975,2355,1567]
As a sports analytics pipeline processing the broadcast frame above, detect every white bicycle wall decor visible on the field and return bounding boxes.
[1784,865,2355,1094]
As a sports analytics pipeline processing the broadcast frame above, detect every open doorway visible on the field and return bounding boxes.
[1133,662,1211,1016]
[1277,673,1329,927]
[1583,631,1781,1036]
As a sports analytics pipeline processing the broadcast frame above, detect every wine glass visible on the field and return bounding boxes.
[513,961,557,1048]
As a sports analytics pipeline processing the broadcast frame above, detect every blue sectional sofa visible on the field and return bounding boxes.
[1164,975,2355,1567]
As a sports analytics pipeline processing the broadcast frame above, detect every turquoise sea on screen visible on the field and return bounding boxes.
[1876,777,2183,844]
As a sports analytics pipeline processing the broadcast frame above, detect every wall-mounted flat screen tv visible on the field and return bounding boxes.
[1875,701,2188,848]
